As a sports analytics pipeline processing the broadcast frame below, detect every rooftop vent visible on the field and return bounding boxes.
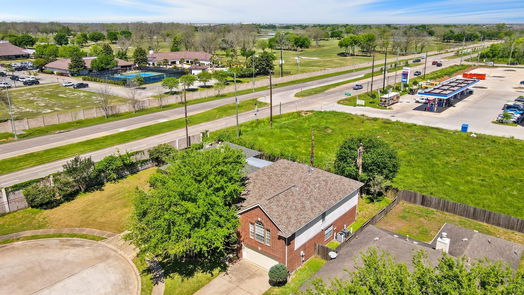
[436,232,450,253]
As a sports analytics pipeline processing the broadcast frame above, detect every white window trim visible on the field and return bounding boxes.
[255,221,265,243]
[265,229,271,246]
[249,223,254,239]
[324,225,333,241]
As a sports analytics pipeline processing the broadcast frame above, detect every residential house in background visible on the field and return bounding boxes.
[0,41,31,59]
[238,159,363,271]
[44,57,133,75]
[147,51,213,67]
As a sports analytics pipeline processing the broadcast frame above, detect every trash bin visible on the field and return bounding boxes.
[461,124,469,132]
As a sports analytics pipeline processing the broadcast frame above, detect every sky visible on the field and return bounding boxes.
[1,0,523,24]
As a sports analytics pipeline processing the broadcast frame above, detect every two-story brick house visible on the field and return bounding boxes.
[238,159,363,271]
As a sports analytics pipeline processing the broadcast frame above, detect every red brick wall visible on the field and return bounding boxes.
[238,207,286,263]
[286,206,357,271]
[239,204,357,271]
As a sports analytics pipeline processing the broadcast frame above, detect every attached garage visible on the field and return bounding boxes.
[242,245,279,270]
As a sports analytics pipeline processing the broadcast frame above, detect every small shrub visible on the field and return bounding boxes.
[268,264,289,286]
[81,76,126,86]
[23,179,59,209]
[95,152,137,182]
[42,69,54,74]
[148,144,178,165]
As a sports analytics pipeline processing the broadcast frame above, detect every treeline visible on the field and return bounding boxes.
[480,37,524,64]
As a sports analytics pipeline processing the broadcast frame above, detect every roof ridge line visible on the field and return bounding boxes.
[266,184,296,202]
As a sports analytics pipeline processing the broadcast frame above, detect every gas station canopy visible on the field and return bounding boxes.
[418,78,479,99]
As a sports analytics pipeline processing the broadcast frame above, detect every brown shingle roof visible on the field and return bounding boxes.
[239,159,363,237]
[431,223,524,270]
[0,41,29,57]
[44,57,133,71]
[148,51,212,62]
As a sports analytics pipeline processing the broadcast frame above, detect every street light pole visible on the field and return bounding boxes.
[423,51,428,79]
[394,47,399,86]
[269,71,273,128]
[252,54,256,92]
[382,46,388,90]
[3,86,17,140]
[370,52,375,94]
[280,47,284,78]
[183,87,190,147]
[234,71,239,138]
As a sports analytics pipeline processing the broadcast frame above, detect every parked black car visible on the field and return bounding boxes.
[23,80,40,86]
[0,72,6,77]
[9,75,19,81]
[508,62,519,65]
[436,62,443,67]
[515,97,524,103]
[414,71,422,76]
[73,82,89,89]
[352,84,363,90]
[413,58,421,63]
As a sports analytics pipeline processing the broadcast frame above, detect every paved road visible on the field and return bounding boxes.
[0,48,482,161]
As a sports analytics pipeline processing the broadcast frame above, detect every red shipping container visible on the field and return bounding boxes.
[463,73,486,80]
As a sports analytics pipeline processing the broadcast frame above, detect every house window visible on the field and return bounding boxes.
[265,229,271,245]
[255,221,265,243]
[324,225,333,241]
[249,223,254,239]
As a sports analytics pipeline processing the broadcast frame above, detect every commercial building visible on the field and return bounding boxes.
[417,78,479,112]
[0,41,31,59]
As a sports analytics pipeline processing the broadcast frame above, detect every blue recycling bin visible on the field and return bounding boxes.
[461,124,469,133]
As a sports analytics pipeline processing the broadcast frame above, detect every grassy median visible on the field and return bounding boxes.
[0,99,265,175]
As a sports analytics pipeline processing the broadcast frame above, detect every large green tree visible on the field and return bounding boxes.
[161,77,179,94]
[128,146,245,263]
[252,51,275,75]
[90,55,117,71]
[88,31,105,42]
[68,53,87,74]
[133,47,148,66]
[54,33,69,46]
[303,248,524,295]
[334,135,399,186]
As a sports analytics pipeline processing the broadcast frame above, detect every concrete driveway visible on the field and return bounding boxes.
[0,238,140,295]
[195,260,270,295]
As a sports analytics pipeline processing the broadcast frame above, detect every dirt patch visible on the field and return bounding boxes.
[300,111,313,116]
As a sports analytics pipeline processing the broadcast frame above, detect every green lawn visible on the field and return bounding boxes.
[0,84,128,120]
[163,269,220,295]
[0,98,265,175]
[0,168,155,235]
[269,38,462,76]
[264,257,326,295]
[214,111,524,219]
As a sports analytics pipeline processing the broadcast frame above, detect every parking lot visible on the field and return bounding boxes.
[326,67,524,139]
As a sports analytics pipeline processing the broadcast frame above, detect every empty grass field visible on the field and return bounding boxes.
[0,84,128,120]
[0,168,155,236]
[215,111,524,219]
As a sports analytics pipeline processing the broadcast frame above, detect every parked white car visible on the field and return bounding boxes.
[62,81,75,87]
[0,82,11,88]
[415,97,428,103]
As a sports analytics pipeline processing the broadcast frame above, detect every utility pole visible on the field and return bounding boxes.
[3,86,17,140]
[382,46,388,90]
[280,47,284,78]
[296,53,301,74]
[423,51,428,79]
[460,35,466,65]
[252,54,256,92]
[183,86,190,147]
[394,47,399,86]
[370,52,375,95]
[269,71,273,128]
[234,71,239,138]
[310,129,315,167]
[357,143,364,177]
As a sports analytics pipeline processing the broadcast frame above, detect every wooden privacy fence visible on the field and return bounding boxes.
[399,190,524,234]
[315,196,401,260]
